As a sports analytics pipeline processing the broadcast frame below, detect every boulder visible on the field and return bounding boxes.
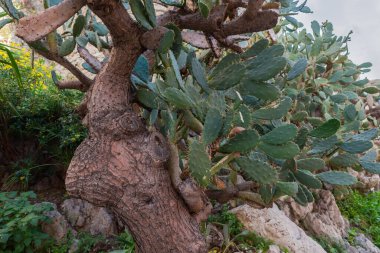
[62,198,118,236]
[230,204,326,253]
[278,190,349,243]
[344,234,380,253]
[41,203,70,241]
[303,190,349,243]
[276,197,313,225]
[267,245,281,253]
[349,168,380,192]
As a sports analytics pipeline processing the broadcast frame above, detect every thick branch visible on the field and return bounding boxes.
[140,26,169,50]
[77,46,102,73]
[158,0,278,40]
[205,182,255,203]
[34,46,92,89]
[87,0,142,45]
[16,0,87,43]
[219,10,278,37]
[55,80,87,91]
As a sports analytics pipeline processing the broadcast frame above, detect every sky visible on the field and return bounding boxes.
[297,0,380,80]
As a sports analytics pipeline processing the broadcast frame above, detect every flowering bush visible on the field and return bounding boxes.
[0,44,86,186]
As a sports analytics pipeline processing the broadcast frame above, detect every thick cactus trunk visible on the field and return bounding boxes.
[65,43,207,252]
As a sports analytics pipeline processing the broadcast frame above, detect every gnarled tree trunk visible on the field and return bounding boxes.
[63,2,207,253]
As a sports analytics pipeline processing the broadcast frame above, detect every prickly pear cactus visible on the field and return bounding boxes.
[132,7,379,205]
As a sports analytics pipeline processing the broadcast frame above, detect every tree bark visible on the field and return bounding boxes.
[64,2,207,252]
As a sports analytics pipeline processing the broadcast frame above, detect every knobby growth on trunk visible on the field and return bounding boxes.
[12,0,279,252]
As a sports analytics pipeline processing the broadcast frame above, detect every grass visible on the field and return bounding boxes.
[337,190,380,247]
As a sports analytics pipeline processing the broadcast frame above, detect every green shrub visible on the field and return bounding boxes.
[337,191,380,247]
[115,230,136,253]
[0,45,86,183]
[207,205,273,252]
[0,191,53,253]
[315,236,346,253]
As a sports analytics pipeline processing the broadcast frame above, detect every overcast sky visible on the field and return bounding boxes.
[297,1,380,80]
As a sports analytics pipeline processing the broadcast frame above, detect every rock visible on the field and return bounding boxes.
[278,190,349,243]
[230,204,326,253]
[276,197,313,225]
[303,190,349,243]
[267,245,281,253]
[41,203,70,241]
[344,234,380,253]
[62,198,118,236]
[349,168,380,192]
[205,224,224,248]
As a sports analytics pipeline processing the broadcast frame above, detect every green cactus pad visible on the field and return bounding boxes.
[261,124,298,145]
[209,63,245,90]
[202,108,223,145]
[309,119,340,138]
[219,130,260,153]
[242,39,269,59]
[188,141,211,187]
[338,140,373,154]
[246,56,287,81]
[236,157,278,184]
[238,79,280,101]
[252,97,293,120]
[317,171,357,186]
[287,58,308,80]
[258,142,300,160]
[295,170,322,189]
[360,161,380,174]
[163,87,195,109]
[329,153,359,168]
[297,158,325,171]
[274,182,298,197]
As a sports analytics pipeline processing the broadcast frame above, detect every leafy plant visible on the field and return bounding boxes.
[315,236,346,253]
[75,232,105,253]
[207,205,273,252]
[113,230,136,253]
[131,14,379,207]
[337,191,380,247]
[0,45,86,181]
[208,205,243,237]
[0,191,53,253]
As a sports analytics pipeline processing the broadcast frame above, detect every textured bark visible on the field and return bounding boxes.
[64,1,207,252]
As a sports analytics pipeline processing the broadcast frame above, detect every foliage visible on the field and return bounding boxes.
[131,9,380,206]
[315,236,346,253]
[0,44,86,183]
[2,0,378,209]
[75,232,105,253]
[337,191,380,247]
[0,191,53,253]
[207,205,243,237]
[1,1,380,250]
[114,230,136,253]
[207,205,273,252]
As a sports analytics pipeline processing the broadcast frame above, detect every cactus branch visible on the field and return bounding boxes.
[77,46,103,73]
[16,0,87,43]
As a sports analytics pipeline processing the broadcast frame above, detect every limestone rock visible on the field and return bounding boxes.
[230,204,326,253]
[344,234,380,253]
[349,168,380,192]
[278,190,349,243]
[41,203,70,241]
[276,197,313,225]
[62,198,118,236]
[267,245,281,253]
[303,190,349,242]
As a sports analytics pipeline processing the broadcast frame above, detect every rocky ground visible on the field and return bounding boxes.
[35,171,380,253]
